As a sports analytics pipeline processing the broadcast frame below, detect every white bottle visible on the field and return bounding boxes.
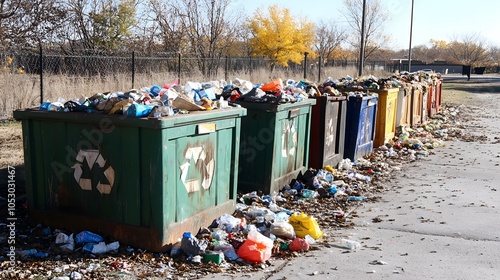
[340,239,361,250]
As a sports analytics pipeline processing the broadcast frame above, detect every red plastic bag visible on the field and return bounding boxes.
[229,89,241,101]
[260,78,283,94]
[237,230,273,263]
[289,238,310,251]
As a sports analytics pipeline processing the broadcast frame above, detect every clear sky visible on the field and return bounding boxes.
[233,0,500,50]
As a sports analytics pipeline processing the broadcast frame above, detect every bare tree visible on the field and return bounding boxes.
[314,20,347,66]
[144,0,186,53]
[487,46,500,67]
[179,0,239,78]
[0,0,67,49]
[447,33,489,66]
[341,0,389,63]
[59,0,137,53]
[144,0,240,77]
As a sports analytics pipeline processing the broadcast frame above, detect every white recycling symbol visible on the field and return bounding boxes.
[325,118,334,147]
[281,120,297,157]
[72,149,115,195]
[179,146,215,193]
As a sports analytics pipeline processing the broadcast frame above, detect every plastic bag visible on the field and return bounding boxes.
[124,104,153,117]
[181,232,207,255]
[83,241,119,254]
[216,214,241,232]
[237,230,273,263]
[289,237,309,251]
[270,221,295,239]
[55,233,74,252]
[288,213,323,240]
[75,231,103,243]
[213,241,239,261]
[260,78,283,94]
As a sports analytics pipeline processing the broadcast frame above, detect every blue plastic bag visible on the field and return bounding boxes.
[124,104,153,117]
[75,230,104,244]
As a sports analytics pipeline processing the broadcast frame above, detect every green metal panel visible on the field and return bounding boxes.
[13,107,246,252]
[236,99,315,194]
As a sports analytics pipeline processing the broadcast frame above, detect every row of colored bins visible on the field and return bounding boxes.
[13,77,442,251]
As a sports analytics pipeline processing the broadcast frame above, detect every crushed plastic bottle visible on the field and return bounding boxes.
[19,249,37,257]
[75,231,104,244]
[83,241,120,254]
[170,241,182,257]
[347,195,366,201]
[339,238,361,251]
[301,189,319,198]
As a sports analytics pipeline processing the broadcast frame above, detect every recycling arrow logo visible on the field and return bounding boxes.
[281,119,297,157]
[72,149,115,195]
[325,118,334,147]
[179,145,215,193]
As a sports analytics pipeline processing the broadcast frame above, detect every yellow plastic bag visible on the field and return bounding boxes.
[288,212,323,240]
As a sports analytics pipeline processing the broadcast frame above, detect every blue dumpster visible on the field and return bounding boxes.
[343,95,378,161]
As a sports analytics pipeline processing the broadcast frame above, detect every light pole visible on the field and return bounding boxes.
[358,0,367,77]
[408,0,415,72]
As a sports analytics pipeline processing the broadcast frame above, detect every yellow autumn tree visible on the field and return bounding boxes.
[247,5,316,71]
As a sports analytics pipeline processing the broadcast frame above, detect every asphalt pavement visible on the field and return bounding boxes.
[201,78,500,280]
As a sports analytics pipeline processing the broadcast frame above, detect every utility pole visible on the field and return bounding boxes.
[408,0,415,72]
[358,0,367,77]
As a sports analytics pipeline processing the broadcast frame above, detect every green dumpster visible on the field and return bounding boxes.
[13,107,246,252]
[235,99,316,194]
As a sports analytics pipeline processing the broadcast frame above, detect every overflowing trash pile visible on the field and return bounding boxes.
[36,77,330,118]
[3,73,480,279]
[327,70,442,91]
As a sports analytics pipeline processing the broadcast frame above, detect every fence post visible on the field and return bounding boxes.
[303,52,309,79]
[225,56,229,82]
[248,56,252,74]
[39,43,43,104]
[177,52,181,84]
[318,55,322,83]
[131,51,135,89]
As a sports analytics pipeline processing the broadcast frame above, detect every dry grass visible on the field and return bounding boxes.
[0,121,23,169]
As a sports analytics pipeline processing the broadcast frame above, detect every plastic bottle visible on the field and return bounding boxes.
[20,249,37,257]
[275,211,290,222]
[75,231,104,243]
[304,234,315,244]
[347,195,366,201]
[339,239,361,250]
[213,241,238,261]
[33,252,49,258]
[170,241,182,257]
[302,189,318,198]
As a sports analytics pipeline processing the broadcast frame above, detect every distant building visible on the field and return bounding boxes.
[389,59,463,74]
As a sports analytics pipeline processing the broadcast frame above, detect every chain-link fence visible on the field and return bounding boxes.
[0,48,392,118]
